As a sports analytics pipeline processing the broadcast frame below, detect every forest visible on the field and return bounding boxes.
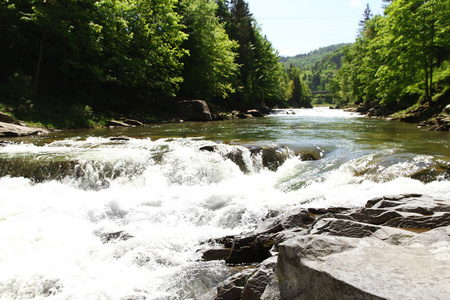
[332,0,450,115]
[281,44,347,105]
[0,0,311,128]
[1,0,449,128]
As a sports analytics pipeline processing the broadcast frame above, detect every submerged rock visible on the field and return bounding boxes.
[100,231,134,243]
[200,144,293,172]
[200,194,450,299]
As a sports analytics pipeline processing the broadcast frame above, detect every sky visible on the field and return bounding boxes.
[245,0,386,56]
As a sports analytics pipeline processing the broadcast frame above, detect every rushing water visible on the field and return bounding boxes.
[0,108,449,299]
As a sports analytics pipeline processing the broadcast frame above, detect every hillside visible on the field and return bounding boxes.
[280,44,348,104]
[280,43,348,71]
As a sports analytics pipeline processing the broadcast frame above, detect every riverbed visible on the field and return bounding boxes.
[0,107,449,299]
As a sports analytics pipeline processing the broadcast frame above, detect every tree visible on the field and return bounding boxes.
[0,0,188,112]
[216,0,287,109]
[177,0,238,103]
[287,64,311,108]
[380,0,449,103]
[252,27,287,107]
[358,4,373,37]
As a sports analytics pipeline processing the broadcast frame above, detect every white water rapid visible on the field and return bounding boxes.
[0,108,449,299]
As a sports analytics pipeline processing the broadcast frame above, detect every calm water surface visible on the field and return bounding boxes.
[0,108,449,299]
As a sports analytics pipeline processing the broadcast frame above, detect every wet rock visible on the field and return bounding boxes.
[200,144,292,172]
[178,100,212,121]
[201,194,450,300]
[124,119,143,126]
[242,257,278,300]
[0,112,14,123]
[42,278,63,296]
[0,140,12,147]
[106,120,130,127]
[200,145,248,173]
[348,208,403,225]
[202,249,231,261]
[259,209,315,234]
[249,145,291,172]
[203,234,273,266]
[383,213,450,229]
[237,113,252,119]
[208,268,254,300]
[308,207,351,215]
[410,163,450,183]
[298,153,317,161]
[246,109,265,118]
[0,158,78,182]
[200,258,278,300]
[110,136,131,141]
[0,121,48,137]
[100,231,134,243]
[310,218,380,238]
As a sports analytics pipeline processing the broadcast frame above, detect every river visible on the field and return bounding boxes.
[0,107,449,299]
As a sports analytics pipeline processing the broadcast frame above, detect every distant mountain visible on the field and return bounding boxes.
[280,43,350,104]
[280,43,349,71]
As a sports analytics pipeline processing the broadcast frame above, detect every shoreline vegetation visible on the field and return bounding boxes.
[1,0,449,133]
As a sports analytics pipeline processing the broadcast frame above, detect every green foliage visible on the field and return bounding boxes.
[287,65,311,108]
[0,0,290,126]
[178,0,238,103]
[0,71,33,102]
[0,0,187,112]
[334,0,450,110]
[280,44,348,71]
[280,44,347,97]
[216,0,288,109]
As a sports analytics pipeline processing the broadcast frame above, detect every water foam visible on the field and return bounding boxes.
[0,130,449,298]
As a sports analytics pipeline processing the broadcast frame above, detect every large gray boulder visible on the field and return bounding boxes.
[277,227,450,300]
[178,100,212,121]
[0,122,48,137]
[200,194,450,300]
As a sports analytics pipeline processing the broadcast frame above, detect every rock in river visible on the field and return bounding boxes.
[178,100,212,121]
[0,121,48,137]
[200,194,450,300]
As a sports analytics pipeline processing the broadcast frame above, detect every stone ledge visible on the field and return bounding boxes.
[200,194,450,299]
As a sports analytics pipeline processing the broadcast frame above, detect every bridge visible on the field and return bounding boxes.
[311,91,332,97]
[309,91,334,105]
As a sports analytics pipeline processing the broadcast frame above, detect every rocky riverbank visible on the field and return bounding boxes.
[200,194,450,299]
[344,98,450,131]
[0,112,48,137]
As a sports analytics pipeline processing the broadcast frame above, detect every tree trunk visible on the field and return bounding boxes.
[34,30,48,95]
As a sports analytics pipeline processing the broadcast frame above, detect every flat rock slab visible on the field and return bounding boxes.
[277,226,450,300]
[201,194,450,300]
[0,122,48,137]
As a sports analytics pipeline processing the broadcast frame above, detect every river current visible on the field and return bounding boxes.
[0,108,449,299]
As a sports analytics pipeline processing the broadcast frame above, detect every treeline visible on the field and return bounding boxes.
[280,44,347,71]
[332,0,450,111]
[0,0,308,126]
[280,44,347,105]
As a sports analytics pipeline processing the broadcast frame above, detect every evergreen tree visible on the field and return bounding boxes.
[358,4,373,37]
